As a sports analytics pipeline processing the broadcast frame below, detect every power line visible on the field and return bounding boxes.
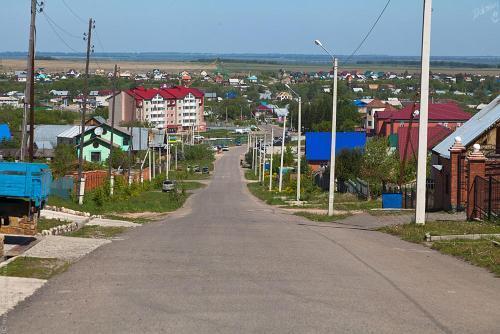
[61,0,86,24]
[42,12,80,52]
[345,0,391,63]
[42,11,81,39]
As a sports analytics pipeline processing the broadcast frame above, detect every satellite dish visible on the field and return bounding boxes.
[94,127,103,136]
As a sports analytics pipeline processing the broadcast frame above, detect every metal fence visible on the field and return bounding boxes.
[473,176,500,221]
[383,179,436,210]
[50,176,74,199]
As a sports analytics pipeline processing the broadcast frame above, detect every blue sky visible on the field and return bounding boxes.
[1,0,499,56]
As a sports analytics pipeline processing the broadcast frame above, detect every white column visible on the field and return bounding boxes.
[415,0,433,225]
[327,58,338,216]
[279,116,287,192]
[269,128,274,191]
[297,97,302,202]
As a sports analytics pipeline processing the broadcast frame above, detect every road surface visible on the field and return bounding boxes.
[5,147,500,333]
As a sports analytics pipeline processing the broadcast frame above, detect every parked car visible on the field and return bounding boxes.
[235,140,242,146]
[202,166,210,174]
[187,165,201,173]
[162,180,176,192]
[222,145,229,151]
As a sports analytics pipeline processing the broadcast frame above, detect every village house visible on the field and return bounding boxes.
[430,95,500,217]
[374,102,471,137]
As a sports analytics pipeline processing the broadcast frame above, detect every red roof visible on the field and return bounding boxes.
[377,102,471,121]
[256,105,273,111]
[397,125,453,161]
[127,86,204,101]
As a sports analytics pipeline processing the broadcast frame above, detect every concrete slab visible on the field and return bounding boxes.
[87,218,140,228]
[0,276,46,316]
[24,236,110,261]
[40,210,88,224]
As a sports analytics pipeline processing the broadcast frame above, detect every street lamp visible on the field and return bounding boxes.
[285,84,302,203]
[315,39,338,216]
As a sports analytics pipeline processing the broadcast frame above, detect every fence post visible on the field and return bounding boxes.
[466,144,486,220]
[449,137,466,211]
[488,176,493,220]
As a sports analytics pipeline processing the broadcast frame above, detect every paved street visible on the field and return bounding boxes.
[5,147,500,333]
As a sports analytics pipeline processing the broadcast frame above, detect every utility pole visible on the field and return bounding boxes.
[261,133,267,185]
[22,0,38,161]
[77,18,94,205]
[415,0,433,225]
[269,128,274,191]
[108,64,118,195]
[278,116,287,192]
[128,93,135,185]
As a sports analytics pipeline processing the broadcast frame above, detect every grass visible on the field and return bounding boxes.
[102,214,151,224]
[379,220,500,243]
[369,210,414,217]
[294,212,348,222]
[432,239,500,277]
[48,181,203,215]
[247,182,289,205]
[379,220,500,276]
[65,225,128,239]
[0,257,70,280]
[245,169,259,181]
[37,218,69,232]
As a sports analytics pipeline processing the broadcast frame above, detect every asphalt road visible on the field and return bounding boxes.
[5,147,500,333]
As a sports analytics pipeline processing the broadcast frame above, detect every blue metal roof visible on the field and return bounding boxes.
[432,95,500,159]
[305,132,366,161]
[0,124,11,142]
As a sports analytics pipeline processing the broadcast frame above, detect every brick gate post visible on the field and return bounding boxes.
[466,144,486,220]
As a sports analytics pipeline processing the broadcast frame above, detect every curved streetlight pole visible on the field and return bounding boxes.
[285,84,302,202]
[315,39,338,216]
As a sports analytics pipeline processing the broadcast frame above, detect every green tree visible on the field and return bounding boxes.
[51,144,77,177]
[336,148,363,181]
[361,137,399,195]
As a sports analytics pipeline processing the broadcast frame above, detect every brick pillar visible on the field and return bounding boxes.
[466,144,486,220]
[449,136,466,211]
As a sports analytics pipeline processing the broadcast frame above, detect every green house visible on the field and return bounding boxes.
[57,119,131,163]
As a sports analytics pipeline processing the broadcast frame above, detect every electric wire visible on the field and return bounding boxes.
[344,0,391,63]
[61,0,86,24]
[42,12,80,52]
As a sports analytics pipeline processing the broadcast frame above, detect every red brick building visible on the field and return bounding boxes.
[375,102,471,137]
[430,96,500,218]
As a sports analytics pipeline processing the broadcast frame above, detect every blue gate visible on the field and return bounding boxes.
[50,176,74,199]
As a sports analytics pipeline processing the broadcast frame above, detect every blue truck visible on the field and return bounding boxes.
[0,162,52,219]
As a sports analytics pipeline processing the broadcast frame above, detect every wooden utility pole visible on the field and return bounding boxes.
[22,0,37,161]
[77,18,94,205]
[108,64,118,194]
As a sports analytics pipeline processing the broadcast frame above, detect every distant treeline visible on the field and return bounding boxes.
[193,58,281,65]
[35,56,57,60]
[356,60,500,69]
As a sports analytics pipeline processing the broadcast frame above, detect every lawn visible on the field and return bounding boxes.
[0,257,70,280]
[37,218,69,233]
[48,182,203,215]
[432,239,500,277]
[379,221,500,276]
[294,212,348,222]
[379,220,500,243]
[65,225,128,239]
[247,182,289,206]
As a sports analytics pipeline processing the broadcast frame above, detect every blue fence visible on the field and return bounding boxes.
[50,176,74,199]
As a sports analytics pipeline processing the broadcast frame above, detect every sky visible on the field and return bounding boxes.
[1,0,499,56]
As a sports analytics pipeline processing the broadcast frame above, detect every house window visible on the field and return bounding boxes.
[123,138,129,146]
[93,142,99,148]
[91,152,101,162]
